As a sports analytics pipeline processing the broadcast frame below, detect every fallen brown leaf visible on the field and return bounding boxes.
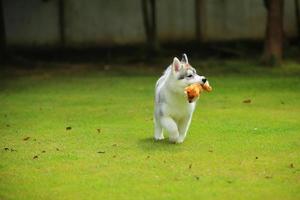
[243,99,251,103]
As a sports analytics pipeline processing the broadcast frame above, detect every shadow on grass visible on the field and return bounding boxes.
[137,137,183,152]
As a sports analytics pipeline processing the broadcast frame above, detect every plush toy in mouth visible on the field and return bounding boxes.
[184,82,212,103]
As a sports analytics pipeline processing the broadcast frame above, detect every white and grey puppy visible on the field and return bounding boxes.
[154,54,207,143]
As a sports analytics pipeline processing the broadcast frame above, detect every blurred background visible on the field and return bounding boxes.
[0,0,299,67]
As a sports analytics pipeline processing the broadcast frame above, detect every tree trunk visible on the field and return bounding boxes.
[141,0,159,54]
[0,0,6,62]
[262,0,284,66]
[295,0,300,42]
[58,0,65,46]
[195,0,205,42]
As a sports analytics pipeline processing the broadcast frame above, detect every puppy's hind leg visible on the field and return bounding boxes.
[160,117,179,143]
[154,118,164,141]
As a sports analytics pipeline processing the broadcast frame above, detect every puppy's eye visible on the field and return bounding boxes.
[187,74,193,78]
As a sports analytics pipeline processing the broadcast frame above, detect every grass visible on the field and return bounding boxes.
[0,59,300,200]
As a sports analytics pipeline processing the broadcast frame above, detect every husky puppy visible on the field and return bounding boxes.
[154,54,207,143]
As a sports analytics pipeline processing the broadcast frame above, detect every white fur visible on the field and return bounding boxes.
[154,55,206,143]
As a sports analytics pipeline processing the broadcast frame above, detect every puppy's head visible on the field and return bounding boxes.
[171,54,207,89]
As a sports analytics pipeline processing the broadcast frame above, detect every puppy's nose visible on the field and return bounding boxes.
[202,78,207,83]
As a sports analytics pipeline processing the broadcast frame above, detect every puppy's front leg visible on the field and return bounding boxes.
[177,115,192,143]
[160,117,179,143]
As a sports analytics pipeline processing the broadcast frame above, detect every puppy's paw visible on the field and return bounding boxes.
[154,136,165,141]
[169,137,184,144]
[169,136,178,143]
[176,137,185,144]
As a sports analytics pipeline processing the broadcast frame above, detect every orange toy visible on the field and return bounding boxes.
[185,82,212,103]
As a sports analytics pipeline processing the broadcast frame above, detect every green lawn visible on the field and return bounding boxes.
[0,60,300,200]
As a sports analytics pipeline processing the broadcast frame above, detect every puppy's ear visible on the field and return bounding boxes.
[172,57,181,72]
[181,53,189,64]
